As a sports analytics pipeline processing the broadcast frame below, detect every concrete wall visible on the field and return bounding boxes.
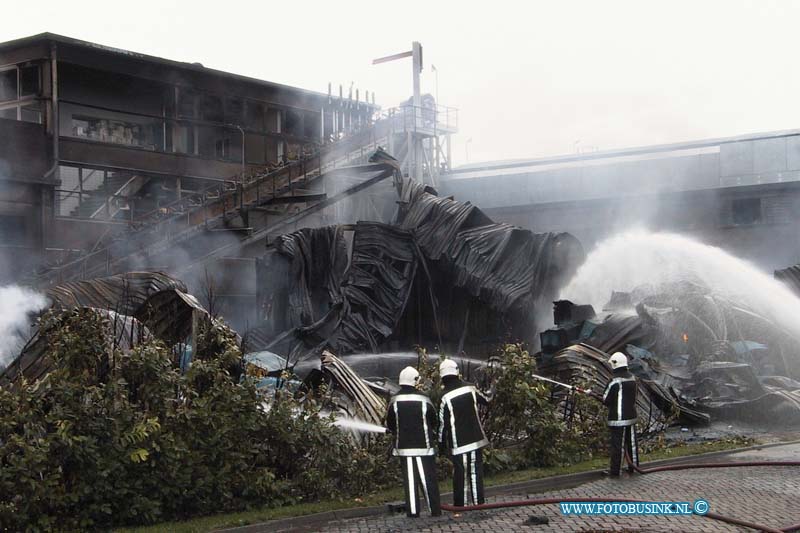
[441,134,800,272]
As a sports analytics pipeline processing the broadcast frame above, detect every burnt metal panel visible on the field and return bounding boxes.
[0,119,51,182]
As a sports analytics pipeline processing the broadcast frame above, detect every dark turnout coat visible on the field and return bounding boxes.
[386,385,437,456]
[602,368,638,426]
[438,377,490,456]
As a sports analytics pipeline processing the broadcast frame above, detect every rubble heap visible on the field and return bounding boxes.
[540,280,800,427]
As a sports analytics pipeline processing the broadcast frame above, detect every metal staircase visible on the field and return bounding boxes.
[33,119,396,286]
[32,103,457,287]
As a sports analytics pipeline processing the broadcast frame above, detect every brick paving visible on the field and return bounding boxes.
[319,443,800,532]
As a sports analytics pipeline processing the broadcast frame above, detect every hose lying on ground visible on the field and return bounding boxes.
[438,457,800,532]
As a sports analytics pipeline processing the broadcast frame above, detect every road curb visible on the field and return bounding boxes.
[217,438,800,532]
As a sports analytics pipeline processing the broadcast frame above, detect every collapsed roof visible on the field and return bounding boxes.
[255,177,584,362]
[0,272,211,387]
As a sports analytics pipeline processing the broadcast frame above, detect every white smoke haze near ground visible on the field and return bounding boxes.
[0,285,48,368]
[560,229,800,338]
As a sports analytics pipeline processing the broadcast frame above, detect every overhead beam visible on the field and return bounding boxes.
[372,50,412,65]
[173,163,396,271]
[267,193,327,205]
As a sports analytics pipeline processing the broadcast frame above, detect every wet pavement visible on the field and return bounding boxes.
[318,442,800,532]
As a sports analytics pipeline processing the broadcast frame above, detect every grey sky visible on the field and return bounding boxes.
[6,0,800,164]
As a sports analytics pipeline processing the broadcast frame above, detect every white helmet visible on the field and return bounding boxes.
[608,352,628,370]
[439,359,459,378]
[399,366,420,386]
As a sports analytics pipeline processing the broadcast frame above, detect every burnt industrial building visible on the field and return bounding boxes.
[0,34,459,335]
[0,33,380,281]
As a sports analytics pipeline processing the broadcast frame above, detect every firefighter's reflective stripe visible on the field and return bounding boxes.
[470,451,478,504]
[395,448,436,456]
[406,458,416,516]
[441,386,474,403]
[603,377,636,402]
[402,456,440,515]
[390,392,435,456]
[438,397,447,443]
[440,386,489,454]
[416,456,430,509]
[452,449,484,506]
[462,454,469,505]
[451,438,489,455]
[389,394,434,407]
[421,400,429,449]
[607,418,637,427]
[604,376,637,425]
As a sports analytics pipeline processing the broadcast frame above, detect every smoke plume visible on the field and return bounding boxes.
[0,285,48,369]
[560,229,800,338]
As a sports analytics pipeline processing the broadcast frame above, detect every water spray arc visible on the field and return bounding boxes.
[530,373,594,395]
[561,230,800,342]
[333,417,387,434]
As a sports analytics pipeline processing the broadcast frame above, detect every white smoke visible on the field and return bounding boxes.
[560,229,800,338]
[0,285,48,369]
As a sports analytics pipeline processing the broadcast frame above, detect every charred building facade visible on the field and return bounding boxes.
[0,33,378,282]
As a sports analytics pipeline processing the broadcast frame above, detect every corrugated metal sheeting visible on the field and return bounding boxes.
[254,176,584,362]
[0,272,209,387]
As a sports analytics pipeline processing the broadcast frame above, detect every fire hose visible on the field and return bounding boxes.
[438,454,800,532]
[436,375,800,531]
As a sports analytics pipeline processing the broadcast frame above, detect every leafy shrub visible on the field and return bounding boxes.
[0,310,394,530]
[475,344,608,473]
[0,312,626,531]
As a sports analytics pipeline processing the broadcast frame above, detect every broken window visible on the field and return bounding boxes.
[201,94,223,123]
[171,124,195,155]
[20,103,42,124]
[245,134,266,164]
[19,65,40,96]
[244,101,265,131]
[0,214,25,246]
[266,108,281,133]
[732,198,762,225]
[266,138,280,164]
[304,110,320,139]
[69,112,160,149]
[177,89,197,119]
[0,69,17,102]
[284,109,302,136]
[225,97,243,125]
[215,137,231,159]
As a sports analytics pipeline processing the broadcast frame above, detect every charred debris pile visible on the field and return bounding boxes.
[252,176,584,363]
[541,279,800,430]
[5,169,800,434]
[0,271,224,388]
[0,175,584,428]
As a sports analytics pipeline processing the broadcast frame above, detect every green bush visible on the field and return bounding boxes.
[0,310,394,531]
[477,344,608,473]
[0,313,618,531]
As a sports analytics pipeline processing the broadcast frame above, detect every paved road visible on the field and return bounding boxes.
[319,443,800,532]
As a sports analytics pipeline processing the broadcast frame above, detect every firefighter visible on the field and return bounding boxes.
[438,359,490,507]
[385,366,441,517]
[602,352,639,477]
